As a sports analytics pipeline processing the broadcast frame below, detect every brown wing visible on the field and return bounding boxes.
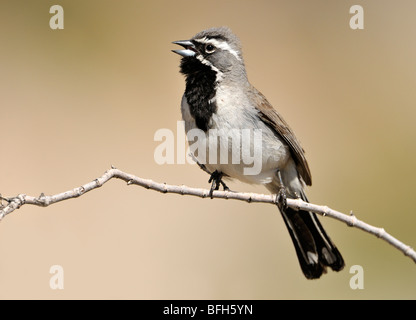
[251,87,312,186]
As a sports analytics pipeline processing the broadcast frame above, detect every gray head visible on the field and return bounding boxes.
[173,27,246,82]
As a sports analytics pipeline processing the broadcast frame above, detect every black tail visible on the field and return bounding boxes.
[279,193,345,279]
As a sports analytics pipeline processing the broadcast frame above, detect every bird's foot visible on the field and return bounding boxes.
[208,170,228,198]
[276,187,288,210]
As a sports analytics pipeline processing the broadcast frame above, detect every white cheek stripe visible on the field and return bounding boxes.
[196,54,224,83]
[195,37,242,62]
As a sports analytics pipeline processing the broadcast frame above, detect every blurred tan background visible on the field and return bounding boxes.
[1,0,415,299]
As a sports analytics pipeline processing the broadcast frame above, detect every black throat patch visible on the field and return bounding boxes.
[180,56,217,132]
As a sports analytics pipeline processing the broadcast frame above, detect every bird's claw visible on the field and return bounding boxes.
[276,187,288,210]
[208,170,229,199]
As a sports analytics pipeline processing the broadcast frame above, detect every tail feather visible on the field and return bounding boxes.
[279,192,344,279]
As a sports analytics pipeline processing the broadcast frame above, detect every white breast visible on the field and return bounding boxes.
[181,87,290,185]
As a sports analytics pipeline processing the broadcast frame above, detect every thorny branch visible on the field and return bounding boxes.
[1,167,415,263]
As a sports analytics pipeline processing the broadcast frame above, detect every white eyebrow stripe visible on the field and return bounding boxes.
[195,37,242,61]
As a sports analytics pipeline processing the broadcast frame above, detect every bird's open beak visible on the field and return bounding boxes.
[172,40,196,57]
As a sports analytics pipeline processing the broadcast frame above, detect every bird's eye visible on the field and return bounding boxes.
[205,44,216,54]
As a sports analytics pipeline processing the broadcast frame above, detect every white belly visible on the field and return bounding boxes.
[181,88,290,185]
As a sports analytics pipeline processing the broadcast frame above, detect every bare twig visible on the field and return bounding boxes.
[1,167,415,263]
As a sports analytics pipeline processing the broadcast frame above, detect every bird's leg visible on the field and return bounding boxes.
[276,169,287,210]
[193,156,233,196]
[208,170,227,198]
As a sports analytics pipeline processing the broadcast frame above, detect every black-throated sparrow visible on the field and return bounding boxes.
[172,27,344,279]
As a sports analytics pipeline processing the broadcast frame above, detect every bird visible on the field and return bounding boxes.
[172,26,344,279]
